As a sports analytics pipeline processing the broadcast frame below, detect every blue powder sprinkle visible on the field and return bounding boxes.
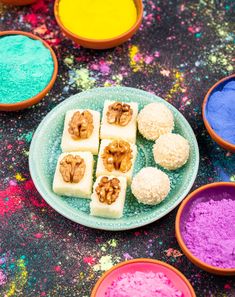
[206,79,235,144]
[0,35,54,104]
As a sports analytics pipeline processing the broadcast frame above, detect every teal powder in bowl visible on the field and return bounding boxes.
[0,35,54,104]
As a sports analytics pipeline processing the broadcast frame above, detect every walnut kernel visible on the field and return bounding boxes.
[102,140,133,173]
[95,177,121,205]
[59,154,86,183]
[68,110,94,139]
[106,102,133,126]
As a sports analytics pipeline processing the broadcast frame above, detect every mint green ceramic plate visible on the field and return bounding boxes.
[29,87,199,231]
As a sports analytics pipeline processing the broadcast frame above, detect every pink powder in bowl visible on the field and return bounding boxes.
[104,271,184,297]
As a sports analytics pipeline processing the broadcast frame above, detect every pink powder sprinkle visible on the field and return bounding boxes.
[24,13,38,26]
[105,271,183,297]
[53,266,61,272]
[34,233,43,239]
[0,269,7,286]
[99,61,110,75]
[0,184,23,216]
[83,256,96,265]
[182,198,235,269]
[144,56,154,64]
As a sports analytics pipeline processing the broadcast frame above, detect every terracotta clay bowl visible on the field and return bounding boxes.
[54,0,143,49]
[176,182,235,276]
[0,0,37,5]
[202,73,235,152]
[91,259,196,297]
[0,31,58,112]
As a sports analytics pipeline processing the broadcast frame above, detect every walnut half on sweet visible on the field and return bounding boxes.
[106,102,133,126]
[68,110,94,139]
[102,140,133,173]
[95,177,121,205]
[59,154,86,183]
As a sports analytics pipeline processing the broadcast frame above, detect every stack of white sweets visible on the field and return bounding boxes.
[53,101,138,219]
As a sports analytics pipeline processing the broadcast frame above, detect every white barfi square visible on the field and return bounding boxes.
[61,109,100,154]
[90,175,127,219]
[96,139,137,184]
[100,101,138,143]
[53,152,94,198]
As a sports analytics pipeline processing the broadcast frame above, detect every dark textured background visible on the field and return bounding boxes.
[0,0,235,296]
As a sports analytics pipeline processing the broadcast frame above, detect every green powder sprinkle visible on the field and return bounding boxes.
[0,35,54,104]
[74,68,95,90]
[19,131,33,143]
[195,32,202,38]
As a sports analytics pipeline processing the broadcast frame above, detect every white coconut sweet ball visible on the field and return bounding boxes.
[131,167,170,205]
[137,102,174,141]
[153,133,190,170]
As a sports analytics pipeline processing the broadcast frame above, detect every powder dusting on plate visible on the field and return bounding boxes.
[182,196,235,269]
[105,271,184,297]
[0,35,54,104]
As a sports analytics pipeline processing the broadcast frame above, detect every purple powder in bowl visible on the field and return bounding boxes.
[181,193,235,269]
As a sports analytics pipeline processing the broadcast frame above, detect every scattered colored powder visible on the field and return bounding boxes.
[0,269,7,285]
[206,80,235,144]
[93,255,115,272]
[108,239,117,247]
[105,271,183,297]
[0,35,54,104]
[182,197,235,269]
[165,70,185,101]
[58,0,137,40]
[74,68,95,90]
[129,45,144,72]
[5,258,28,297]
[0,184,23,216]
[19,131,33,143]
[15,172,26,182]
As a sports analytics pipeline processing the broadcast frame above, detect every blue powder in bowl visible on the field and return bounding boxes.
[0,35,54,104]
[206,79,235,145]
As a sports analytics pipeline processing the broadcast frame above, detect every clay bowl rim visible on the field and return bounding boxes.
[54,0,143,49]
[91,258,196,297]
[175,182,235,276]
[0,30,58,111]
[202,73,235,152]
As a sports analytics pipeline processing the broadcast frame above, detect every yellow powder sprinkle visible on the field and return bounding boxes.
[165,70,185,101]
[15,172,26,182]
[6,283,16,297]
[108,239,118,247]
[129,45,144,72]
[5,259,28,297]
[93,255,114,271]
[64,55,74,66]
[58,0,137,40]
[74,68,95,90]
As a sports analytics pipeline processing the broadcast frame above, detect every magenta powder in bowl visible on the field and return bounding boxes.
[180,185,235,269]
[105,271,183,297]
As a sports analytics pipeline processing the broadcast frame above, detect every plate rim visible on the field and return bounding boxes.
[29,86,199,231]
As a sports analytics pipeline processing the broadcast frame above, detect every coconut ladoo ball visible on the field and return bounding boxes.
[153,133,190,170]
[131,167,170,205]
[137,103,174,141]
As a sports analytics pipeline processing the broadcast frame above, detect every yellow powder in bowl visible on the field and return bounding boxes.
[58,0,137,40]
